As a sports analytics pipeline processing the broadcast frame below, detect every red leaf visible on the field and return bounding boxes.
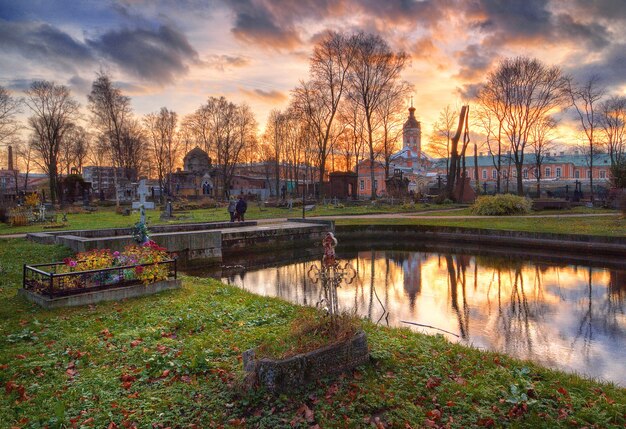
[426,377,441,389]
[424,418,437,427]
[477,417,495,427]
[161,369,170,378]
[130,339,142,348]
[557,387,568,396]
[426,409,441,421]
[107,423,118,429]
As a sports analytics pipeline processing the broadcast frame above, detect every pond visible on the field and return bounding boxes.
[193,248,626,386]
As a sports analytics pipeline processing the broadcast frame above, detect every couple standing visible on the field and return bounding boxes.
[228,195,247,222]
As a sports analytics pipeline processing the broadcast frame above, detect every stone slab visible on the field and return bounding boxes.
[18,279,181,309]
[243,331,369,392]
[132,201,155,209]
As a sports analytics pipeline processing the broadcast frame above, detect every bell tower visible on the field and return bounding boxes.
[402,97,421,156]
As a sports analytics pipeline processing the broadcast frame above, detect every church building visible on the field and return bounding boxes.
[356,100,431,198]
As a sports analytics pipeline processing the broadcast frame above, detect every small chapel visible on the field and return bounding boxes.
[169,146,215,197]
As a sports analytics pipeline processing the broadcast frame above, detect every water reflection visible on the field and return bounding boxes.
[220,250,626,386]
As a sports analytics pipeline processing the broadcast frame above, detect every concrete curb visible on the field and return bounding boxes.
[18,279,182,309]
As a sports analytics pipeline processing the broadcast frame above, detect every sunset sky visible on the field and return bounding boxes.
[1,0,626,150]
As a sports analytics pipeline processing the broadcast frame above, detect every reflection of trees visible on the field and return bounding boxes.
[445,254,470,339]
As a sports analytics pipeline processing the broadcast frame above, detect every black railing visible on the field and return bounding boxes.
[23,259,177,298]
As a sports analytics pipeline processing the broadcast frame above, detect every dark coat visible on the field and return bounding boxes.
[236,198,247,213]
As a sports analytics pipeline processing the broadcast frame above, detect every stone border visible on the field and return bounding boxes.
[18,279,181,309]
[335,224,626,257]
[243,331,369,392]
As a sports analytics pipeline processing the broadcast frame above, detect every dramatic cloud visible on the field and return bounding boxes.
[229,0,302,49]
[204,54,250,70]
[466,0,611,50]
[0,19,93,71]
[454,44,497,81]
[239,87,287,102]
[87,25,199,85]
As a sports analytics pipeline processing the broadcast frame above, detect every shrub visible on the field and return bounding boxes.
[24,193,40,208]
[471,194,532,216]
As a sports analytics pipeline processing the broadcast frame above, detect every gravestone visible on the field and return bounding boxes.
[132,179,155,209]
[160,201,174,220]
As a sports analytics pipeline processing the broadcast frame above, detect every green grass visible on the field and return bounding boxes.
[419,205,617,217]
[0,203,454,235]
[0,238,624,428]
[337,214,626,236]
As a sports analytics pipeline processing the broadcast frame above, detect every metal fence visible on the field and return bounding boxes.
[23,259,177,298]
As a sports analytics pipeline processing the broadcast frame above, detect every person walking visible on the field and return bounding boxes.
[227,196,237,222]
[235,194,247,222]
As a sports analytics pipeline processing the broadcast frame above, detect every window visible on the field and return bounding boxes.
[556,167,561,178]
[512,169,517,177]
[587,170,591,178]
[545,167,551,178]
[599,170,606,179]
[492,170,497,179]
[359,180,364,191]
[502,169,508,178]
[482,169,487,180]
[574,170,580,179]
[523,169,528,179]
[373,180,378,190]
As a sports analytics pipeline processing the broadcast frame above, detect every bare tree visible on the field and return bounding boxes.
[529,116,557,196]
[144,107,178,204]
[87,71,134,207]
[14,140,34,192]
[264,109,286,196]
[599,95,626,166]
[567,75,605,202]
[59,124,90,175]
[24,80,79,203]
[429,105,458,176]
[481,57,568,196]
[348,32,407,199]
[0,86,21,146]
[376,81,413,177]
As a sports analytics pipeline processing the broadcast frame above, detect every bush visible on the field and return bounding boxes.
[470,194,532,216]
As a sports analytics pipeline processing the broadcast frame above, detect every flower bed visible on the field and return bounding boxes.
[23,240,177,298]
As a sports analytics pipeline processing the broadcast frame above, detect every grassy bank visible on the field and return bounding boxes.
[336,214,626,236]
[0,238,624,428]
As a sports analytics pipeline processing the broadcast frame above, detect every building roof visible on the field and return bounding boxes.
[403,107,420,129]
[430,153,612,169]
[184,146,209,160]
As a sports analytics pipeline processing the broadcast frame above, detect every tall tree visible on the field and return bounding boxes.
[0,86,21,146]
[292,31,355,198]
[429,105,457,176]
[482,57,568,195]
[599,95,626,167]
[376,81,413,177]
[567,75,605,202]
[348,32,407,199]
[144,107,178,204]
[24,80,79,203]
[87,72,134,206]
[529,116,557,196]
[59,124,90,175]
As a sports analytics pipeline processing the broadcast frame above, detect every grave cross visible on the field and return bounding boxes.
[137,179,149,205]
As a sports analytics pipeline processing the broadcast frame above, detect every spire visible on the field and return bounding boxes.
[7,145,13,171]
[408,96,416,118]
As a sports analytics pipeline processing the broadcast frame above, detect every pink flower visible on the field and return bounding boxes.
[69,260,77,267]
[113,251,120,257]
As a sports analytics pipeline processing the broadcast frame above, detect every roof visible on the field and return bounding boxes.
[403,107,420,129]
[184,146,209,160]
[430,153,612,169]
